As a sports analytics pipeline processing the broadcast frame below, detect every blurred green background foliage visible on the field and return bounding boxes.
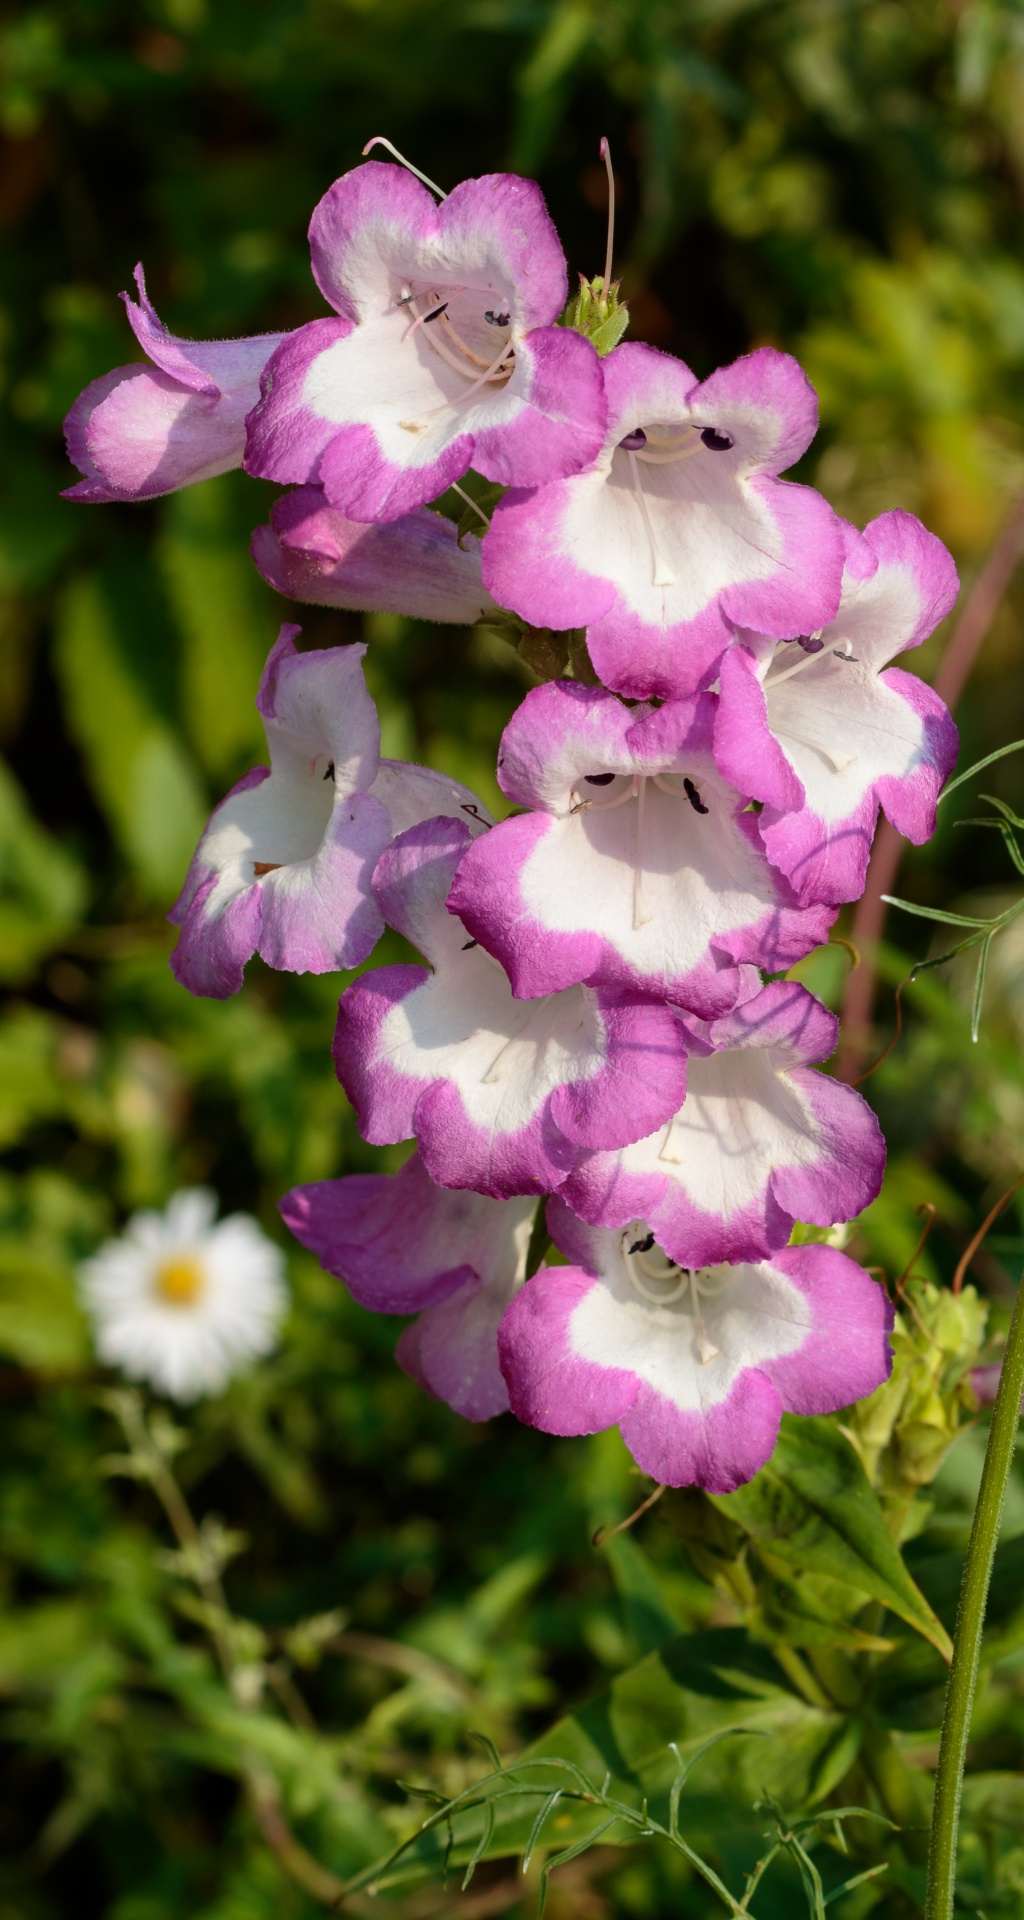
[5,1,1024,1915]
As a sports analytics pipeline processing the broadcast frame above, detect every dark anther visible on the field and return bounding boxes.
[833,649,858,662]
[628,1231,656,1255]
[396,288,415,307]
[584,772,617,786]
[253,861,283,876]
[618,428,647,452]
[424,301,449,323]
[461,939,478,951]
[323,761,335,781]
[700,427,733,451]
[798,636,824,654]
[683,778,709,815]
[485,307,511,327]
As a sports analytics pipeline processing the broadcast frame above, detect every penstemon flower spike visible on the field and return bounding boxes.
[61,139,961,1510]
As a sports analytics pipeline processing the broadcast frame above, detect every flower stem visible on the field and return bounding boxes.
[925,1271,1024,1920]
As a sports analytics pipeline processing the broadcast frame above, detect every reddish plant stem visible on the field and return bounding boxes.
[836,489,1024,1082]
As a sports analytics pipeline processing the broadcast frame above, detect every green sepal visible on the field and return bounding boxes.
[563,274,630,356]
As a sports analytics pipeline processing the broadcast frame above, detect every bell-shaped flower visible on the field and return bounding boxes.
[498,1199,893,1491]
[481,340,844,699]
[560,978,884,1268]
[714,512,959,904]
[280,1150,535,1419]
[251,484,496,623]
[244,160,606,523]
[333,815,688,1199]
[448,682,835,1018]
[63,266,287,504]
[170,627,488,998]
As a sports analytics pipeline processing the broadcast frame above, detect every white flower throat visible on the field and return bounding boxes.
[761,634,860,774]
[396,280,514,434]
[570,769,710,931]
[620,1224,729,1365]
[616,422,735,589]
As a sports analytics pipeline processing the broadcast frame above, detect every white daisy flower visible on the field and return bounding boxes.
[79,1188,288,1402]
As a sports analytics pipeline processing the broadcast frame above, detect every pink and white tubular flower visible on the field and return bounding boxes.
[244,160,607,523]
[714,511,960,905]
[280,1150,536,1420]
[63,266,288,504]
[169,627,489,999]
[332,815,688,1200]
[481,339,845,700]
[251,484,497,624]
[448,681,835,1018]
[559,978,885,1269]
[498,1200,893,1492]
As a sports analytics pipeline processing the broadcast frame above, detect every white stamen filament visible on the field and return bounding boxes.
[633,773,652,929]
[619,1227,726,1362]
[566,776,654,928]
[481,998,554,1084]
[658,1112,684,1164]
[771,721,857,774]
[362,136,447,200]
[632,426,702,466]
[401,291,510,383]
[762,633,852,691]
[450,480,492,529]
[627,451,677,587]
[400,338,514,432]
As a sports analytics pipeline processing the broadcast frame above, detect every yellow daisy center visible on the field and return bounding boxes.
[154,1253,206,1307]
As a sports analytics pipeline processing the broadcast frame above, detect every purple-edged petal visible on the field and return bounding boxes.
[482,340,844,699]
[63,266,286,503]
[244,160,605,522]
[715,510,960,904]
[448,682,834,1015]
[332,815,687,1199]
[498,1213,892,1490]
[280,1149,534,1311]
[251,484,496,624]
[282,1149,533,1421]
[559,979,885,1267]
[170,626,492,998]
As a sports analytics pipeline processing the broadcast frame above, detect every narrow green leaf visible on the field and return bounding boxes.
[713,1417,954,1660]
[521,1789,563,1871]
[938,737,1024,802]
[461,1798,494,1889]
[881,895,989,929]
[970,934,993,1042]
[537,1817,621,1919]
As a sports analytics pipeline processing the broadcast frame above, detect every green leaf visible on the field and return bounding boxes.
[158,478,276,781]
[712,1416,953,1660]
[54,571,207,899]
[0,754,86,981]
